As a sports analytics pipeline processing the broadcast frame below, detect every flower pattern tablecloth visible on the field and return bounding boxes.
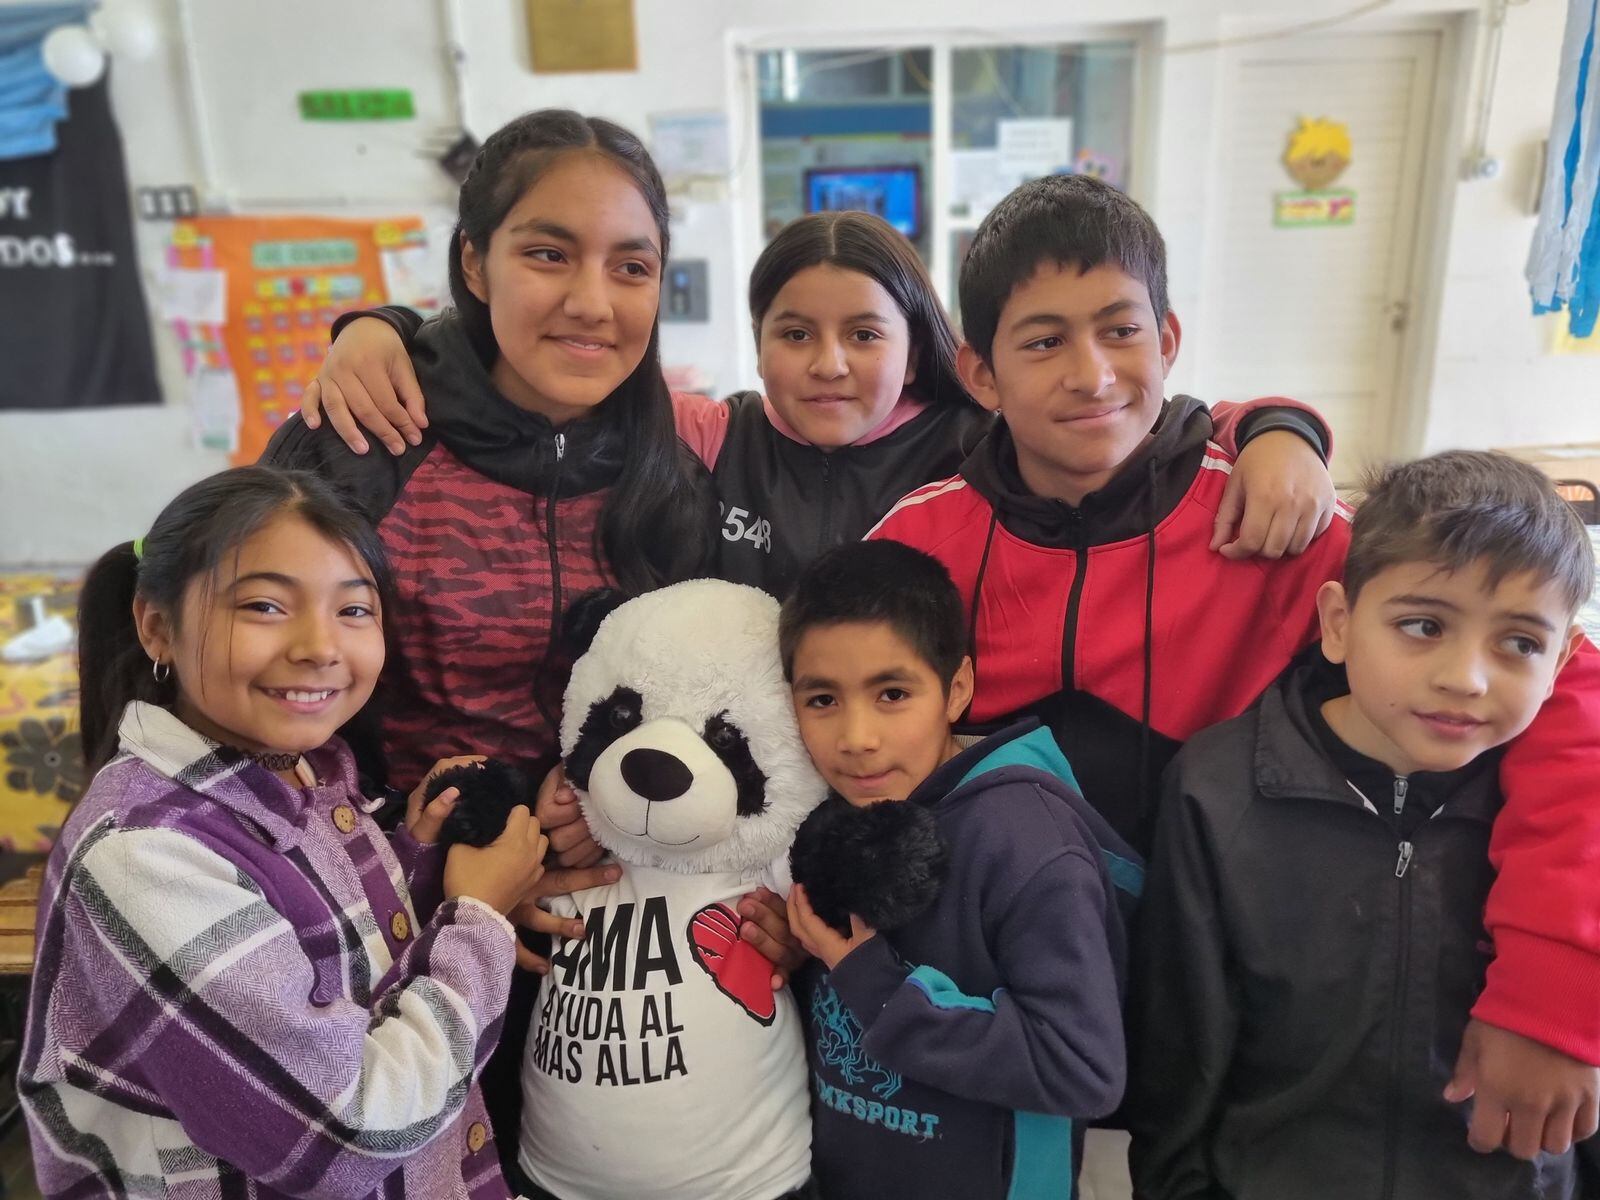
[0,572,84,852]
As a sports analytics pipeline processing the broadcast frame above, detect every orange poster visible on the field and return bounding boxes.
[166,215,429,464]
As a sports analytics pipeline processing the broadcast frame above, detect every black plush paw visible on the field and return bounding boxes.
[789,795,949,937]
[427,760,536,848]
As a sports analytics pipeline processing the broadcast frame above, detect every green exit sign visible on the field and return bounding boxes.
[298,90,415,121]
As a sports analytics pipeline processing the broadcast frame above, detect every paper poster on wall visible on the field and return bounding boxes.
[950,149,1008,216]
[650,112,729,188]
[189,366,243,453]
[997,117,1074,182]
[155,266,226,324]
[1274,193,1355,227]
[526,0,637,72]
[379,238,447,312]
[165,215,427,463]
[297,90,416,121]
[1274,116,1356,229]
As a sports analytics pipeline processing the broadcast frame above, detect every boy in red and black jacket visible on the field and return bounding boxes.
[870,173,1600,1158]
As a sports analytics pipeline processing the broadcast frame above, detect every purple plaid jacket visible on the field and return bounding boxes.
[20,703,517,1199]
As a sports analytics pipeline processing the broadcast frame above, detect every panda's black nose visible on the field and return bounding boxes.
[620,747,694,803]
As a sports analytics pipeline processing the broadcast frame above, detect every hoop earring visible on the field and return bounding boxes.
[152,659,171,683]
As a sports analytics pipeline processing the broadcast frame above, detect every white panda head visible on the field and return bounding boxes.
[558,580,828,873]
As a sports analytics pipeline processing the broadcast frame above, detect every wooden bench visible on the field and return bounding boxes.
[0,865,39,978]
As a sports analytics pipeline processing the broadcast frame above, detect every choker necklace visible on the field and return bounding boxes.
[197,732,315,785]
[246,750,303,771]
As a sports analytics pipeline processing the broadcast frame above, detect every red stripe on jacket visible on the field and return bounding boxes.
[377,443,610,788]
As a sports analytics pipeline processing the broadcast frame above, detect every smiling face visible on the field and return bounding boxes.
[460,151,663,426]
[1316,558,1583,776]
[756,264,916,450]
[959,261,1180,505]
[135,513,386,766]
[790,619,972,806]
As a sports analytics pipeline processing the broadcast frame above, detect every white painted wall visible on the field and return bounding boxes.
[1417,0,1600,454]
[2,0,1594,566]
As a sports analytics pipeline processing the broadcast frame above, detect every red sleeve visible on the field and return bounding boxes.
[1210,396,1334,459]
[1475,636,1600,1064]
[671,391,729,469]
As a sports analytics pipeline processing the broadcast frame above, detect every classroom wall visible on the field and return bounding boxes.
[2,0,1594,567]
[1416,0,1600,454]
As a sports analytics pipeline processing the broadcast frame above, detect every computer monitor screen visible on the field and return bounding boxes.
[804,165,922,239]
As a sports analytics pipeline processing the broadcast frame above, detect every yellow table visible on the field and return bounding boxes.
[0,572,84,853]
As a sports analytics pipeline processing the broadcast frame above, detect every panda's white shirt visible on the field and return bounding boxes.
[519,861,810,1200]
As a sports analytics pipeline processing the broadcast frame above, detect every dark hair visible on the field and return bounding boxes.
[446,108,712,591]
[749,211,977,411]
[1346,450,1594,614]
[959,174,1169,363]
[77,466,395,774]
[779,540,966,686]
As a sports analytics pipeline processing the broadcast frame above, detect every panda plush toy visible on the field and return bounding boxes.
[514,579,824,1200]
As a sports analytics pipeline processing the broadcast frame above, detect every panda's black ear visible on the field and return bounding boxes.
[561,589,633,658]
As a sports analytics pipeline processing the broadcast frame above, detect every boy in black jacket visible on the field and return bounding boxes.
[780,540,1138,1200]
[1129,451,1598,1200]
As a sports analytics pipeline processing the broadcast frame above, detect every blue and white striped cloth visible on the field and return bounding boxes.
[1528,0,1600,337]
[0,4,87,160]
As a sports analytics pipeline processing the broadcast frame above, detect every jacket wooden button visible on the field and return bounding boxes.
[466,1121,488,1153]
[331,804,357,834]
[390,910,411,941]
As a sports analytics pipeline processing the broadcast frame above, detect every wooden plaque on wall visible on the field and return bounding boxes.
[526,0,637,73]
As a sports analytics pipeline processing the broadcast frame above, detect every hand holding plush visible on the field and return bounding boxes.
[423,759,538,848]
[788,793,949,938]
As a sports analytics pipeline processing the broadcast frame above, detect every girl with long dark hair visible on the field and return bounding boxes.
[265,109,716,789]
[27,466,546,1198]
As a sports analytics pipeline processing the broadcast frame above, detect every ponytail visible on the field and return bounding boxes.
[77,542,171,773]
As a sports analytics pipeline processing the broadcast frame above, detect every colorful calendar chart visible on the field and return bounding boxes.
[166,215,427,464]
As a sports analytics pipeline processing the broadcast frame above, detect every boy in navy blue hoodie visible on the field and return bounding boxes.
[780,539,1136,1200]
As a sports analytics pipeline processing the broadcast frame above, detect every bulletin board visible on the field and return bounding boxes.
[165,215,429,464]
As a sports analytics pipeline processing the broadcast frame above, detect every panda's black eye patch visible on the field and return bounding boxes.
[568,686,645,790]
[704,711,768,817]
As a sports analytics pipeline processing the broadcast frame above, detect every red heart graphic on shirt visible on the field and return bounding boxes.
[687,902,777,1025]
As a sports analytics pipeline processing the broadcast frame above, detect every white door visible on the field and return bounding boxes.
[1201,30,1441,481]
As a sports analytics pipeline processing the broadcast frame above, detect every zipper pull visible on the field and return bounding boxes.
[1393,776,1409,816]
[1395,841,1414,878]
[554,432,566,461]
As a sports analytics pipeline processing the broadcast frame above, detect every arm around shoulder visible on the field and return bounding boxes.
[1209,397,1332,460]
[1479,636,1600,1064]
